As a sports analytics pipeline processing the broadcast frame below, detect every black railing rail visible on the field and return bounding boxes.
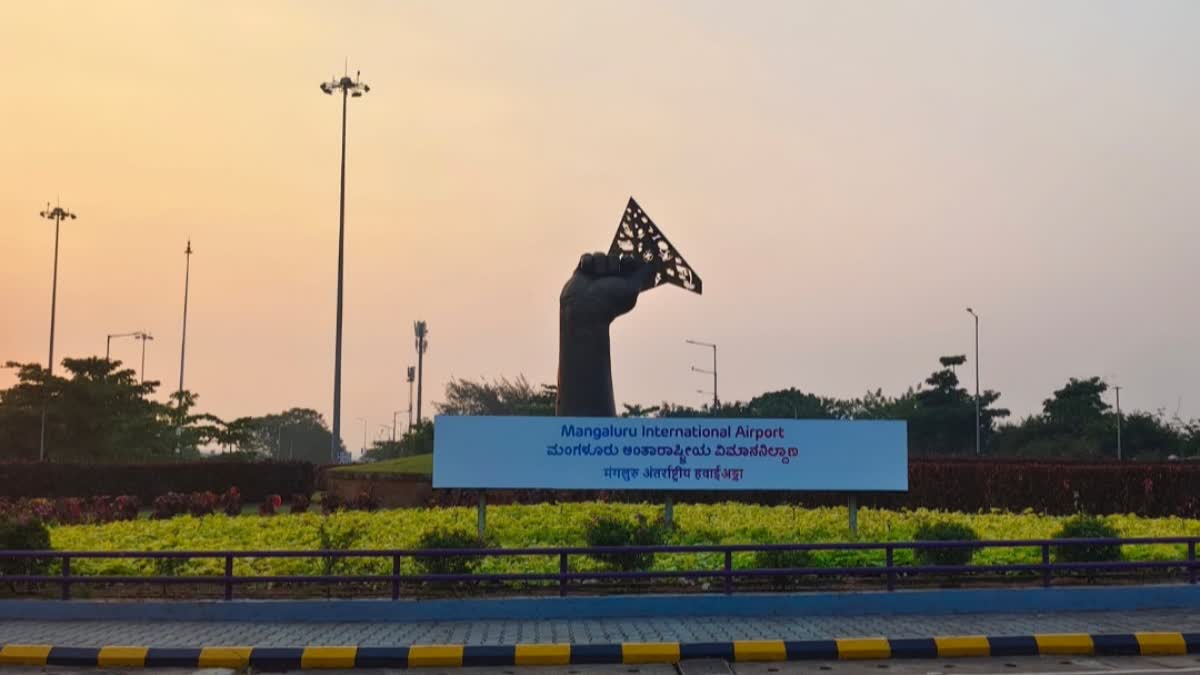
[1,536,1195,600]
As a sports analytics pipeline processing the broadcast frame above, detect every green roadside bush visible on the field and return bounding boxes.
[415,527,492,576]
[1053,515,1121,563]
[753,547,815,590]
[584,514,667,571]
[0,517,52,577]
[913,520,980,567]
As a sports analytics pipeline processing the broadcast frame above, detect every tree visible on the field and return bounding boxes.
[1042,377,1110,435]
[0,358,214,462]
[621,403,661,417]
[906,356,1008,455]
[745,388,841,419]
[437,376,555,416]
[166,390,226,455]
[363,421,433,462]
[219,408,344,463]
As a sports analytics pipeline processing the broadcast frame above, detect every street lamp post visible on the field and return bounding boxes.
[686,339,718,412]
[391,410,404,442]
[354,417,367,459]
[38,202,77,462]
[966,308,981,456]
[135,332,154,383]
[320,68,370,463]
[106,332,140,360]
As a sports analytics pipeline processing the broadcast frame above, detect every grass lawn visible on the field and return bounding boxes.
[335,454,432,475]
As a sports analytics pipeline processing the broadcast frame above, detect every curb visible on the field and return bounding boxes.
[2,633,1199,668]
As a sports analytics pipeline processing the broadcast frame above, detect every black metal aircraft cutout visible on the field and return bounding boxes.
[608,197,702,295]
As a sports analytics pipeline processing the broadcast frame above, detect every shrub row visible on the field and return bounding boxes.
[0,496,140,525]
[0,489,380,523]
[0,461,315,503]
[411,514,1125,579]
[426,458,1200,517]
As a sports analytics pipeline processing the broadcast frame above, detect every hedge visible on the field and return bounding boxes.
[5,458,1199,517]
[425,458,1200,517]
[0,461,315,503]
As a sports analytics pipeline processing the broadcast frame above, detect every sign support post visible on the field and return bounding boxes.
[477,492,487,539]
[848,495,859,536]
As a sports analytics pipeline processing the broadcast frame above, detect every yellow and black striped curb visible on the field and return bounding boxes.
[2,634,1199,669]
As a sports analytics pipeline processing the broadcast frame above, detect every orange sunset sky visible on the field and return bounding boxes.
[2,1,1198,452]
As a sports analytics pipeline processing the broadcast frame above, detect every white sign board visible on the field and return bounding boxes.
[433,416,908,491]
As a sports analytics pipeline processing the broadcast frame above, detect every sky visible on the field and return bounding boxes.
[2,1,1198,453]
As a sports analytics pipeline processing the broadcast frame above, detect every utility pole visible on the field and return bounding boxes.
[406,366,416,430]
[686,339,718,412]
[319,66,371,463]
[38,202,77,461]
[414,322,429,424]
[1115,385,1123,461]
[966,308,981,456]
[178,240,193,396]
[135,332,154,383]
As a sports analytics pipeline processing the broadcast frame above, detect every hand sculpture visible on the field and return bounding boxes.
[556,252,658,417]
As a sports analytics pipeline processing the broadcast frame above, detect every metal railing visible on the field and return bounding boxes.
[1,537,1196,600]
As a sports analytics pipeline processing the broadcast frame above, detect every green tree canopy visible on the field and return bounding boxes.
[363,421,433,462]
[436,376,555,416]
[219,408,344,463]
[1042,376,1110,435]
[0,358,213,462]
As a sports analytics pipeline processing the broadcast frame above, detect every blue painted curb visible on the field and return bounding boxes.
[0,584,1198,622]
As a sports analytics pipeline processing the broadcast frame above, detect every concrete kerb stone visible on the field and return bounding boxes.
[1,633,1199,668]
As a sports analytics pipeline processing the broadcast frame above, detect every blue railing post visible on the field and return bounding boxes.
[392,555,401,600]
[723,550,733,595]
[885,545,895,592]
[224,555,234,600]
[1189,541,1196,585]
[1042,543,1051,587]
[61,554,71,600]
[559,552,568,597]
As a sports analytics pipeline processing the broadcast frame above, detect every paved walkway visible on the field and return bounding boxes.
[2,610,1199,647]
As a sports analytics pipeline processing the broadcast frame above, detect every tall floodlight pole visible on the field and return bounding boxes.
[135,332,154,383]
[1114,385,1123,461]
[38,202,77,461]
[686,339,718,412]
[414,322,428,424]
[406,366,416,430]
[966,308,981,456]
[178,240,193,396]
[320,68,370,463]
